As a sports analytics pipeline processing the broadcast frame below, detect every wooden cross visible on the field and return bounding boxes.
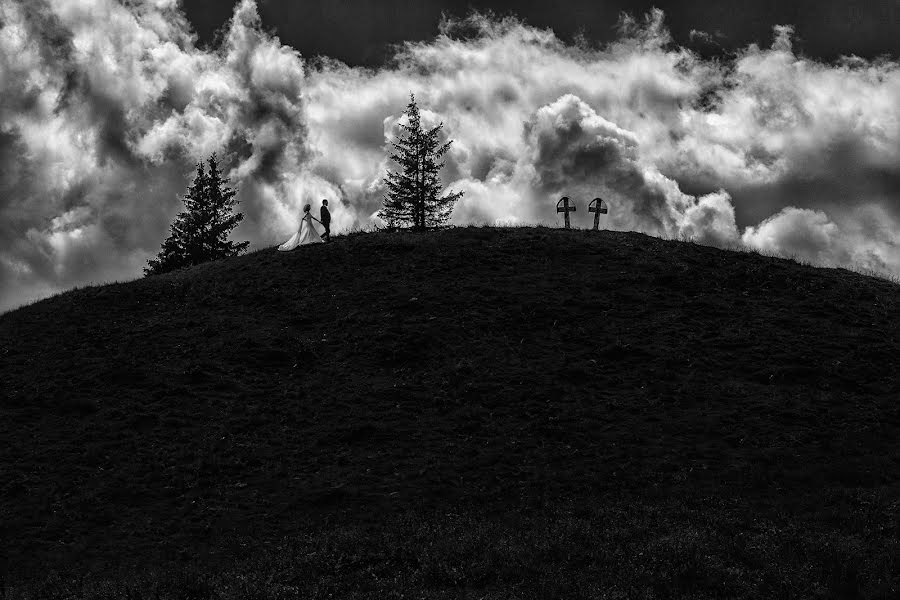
[589,197,608,230]
[556,196,576,229]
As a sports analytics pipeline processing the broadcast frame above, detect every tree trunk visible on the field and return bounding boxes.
[416,141,424,230]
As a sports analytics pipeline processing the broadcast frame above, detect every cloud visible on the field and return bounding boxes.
[0,0,311,311]
[688,29,724,48]
[742,207,900,274]
[679,191,739,247]
[2,2,900,311]
[300,10,900,274]
[742,208,846,262]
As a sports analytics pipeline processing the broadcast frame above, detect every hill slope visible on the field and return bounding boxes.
[1,227,899,596]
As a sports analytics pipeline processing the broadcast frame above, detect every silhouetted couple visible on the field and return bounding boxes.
[278,199,331,251]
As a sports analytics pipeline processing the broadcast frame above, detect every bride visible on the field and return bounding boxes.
[278,204,324,251]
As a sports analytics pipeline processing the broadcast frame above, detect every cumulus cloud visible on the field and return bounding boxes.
[2,1,900,311]
[0,0,313,311]
[742,207,900,273]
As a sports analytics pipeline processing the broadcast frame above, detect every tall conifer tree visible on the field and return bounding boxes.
[381,94,463,230]
[145,154,249,276]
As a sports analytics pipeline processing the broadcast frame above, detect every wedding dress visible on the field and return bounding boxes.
[278,212,324,251]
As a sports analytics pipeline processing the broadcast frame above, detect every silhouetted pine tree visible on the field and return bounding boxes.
[381,94,463,230]
[145,154,249,276]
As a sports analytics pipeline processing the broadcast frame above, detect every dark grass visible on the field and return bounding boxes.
[1,226,899,598]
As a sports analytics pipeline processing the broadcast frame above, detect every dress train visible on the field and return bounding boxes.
[278,213,324,251]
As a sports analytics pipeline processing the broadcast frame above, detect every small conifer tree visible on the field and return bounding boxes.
[381,94,463,230]
[145,153,249,275]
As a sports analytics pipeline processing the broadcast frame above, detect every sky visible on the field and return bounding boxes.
[2,0,900,312]
[183,0,900,66]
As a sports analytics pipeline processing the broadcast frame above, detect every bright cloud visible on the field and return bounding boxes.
[2,1,900,312]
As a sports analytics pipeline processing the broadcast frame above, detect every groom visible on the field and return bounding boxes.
[320,199,331,242]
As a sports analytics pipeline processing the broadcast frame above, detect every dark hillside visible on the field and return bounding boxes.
[2,227,899,597]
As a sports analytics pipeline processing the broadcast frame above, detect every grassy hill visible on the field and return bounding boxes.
[1,226,899,599]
